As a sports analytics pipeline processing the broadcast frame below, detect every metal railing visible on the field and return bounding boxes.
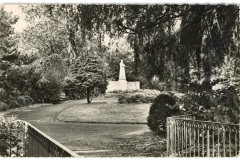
[166,115,240,157]
[0,119,79,157]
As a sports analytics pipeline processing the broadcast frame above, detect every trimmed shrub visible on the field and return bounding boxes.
[147,93,181,132]
[117,89,161,104]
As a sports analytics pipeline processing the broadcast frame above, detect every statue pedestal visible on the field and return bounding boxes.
[119,80,127,91]
[106,60,140,92]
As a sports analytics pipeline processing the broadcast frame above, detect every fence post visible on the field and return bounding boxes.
[167,117,176,156]
[207,126,210,157]
[167,117,170,156]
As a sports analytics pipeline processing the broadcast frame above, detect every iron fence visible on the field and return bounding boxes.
[0,119,79,157]
[166,115,240,157]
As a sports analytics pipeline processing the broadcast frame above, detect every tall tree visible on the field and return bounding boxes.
[65,54,108,103]
[19,18,68,57]
[0,6,19,88]
[20,4,240,91]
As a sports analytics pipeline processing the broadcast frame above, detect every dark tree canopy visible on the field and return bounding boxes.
[21,4,240,85]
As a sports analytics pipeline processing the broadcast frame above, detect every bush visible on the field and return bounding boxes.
[147,79,240,134]
[149,80,166,91]
[0,116,24,157]
[181,79,240,123]
[147,93,181,132]
[36,71,63,104]
[119,94,153,103]
[117,89,161,104]
[212,82,240,123]
[105,89,142,99]
[7,96,34,109]
[119,94,140,103]
[37,84,61,104]
[0,88,33,109]
[138,76,151,89]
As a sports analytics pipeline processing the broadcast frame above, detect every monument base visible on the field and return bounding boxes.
[106,80,140,92]
[119,80,127,91]
[106,60,140,92]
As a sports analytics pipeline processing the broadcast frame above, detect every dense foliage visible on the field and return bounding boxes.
[0,6,25,109]
[0,6,18,59]
[147,79,240,132]
[182,79,240,123]
[65,54,108,103]
[34,54,67,103]
[20,4,240,89]
[117,89,160,103]
[147,93,182,132]
[0,116,24,157]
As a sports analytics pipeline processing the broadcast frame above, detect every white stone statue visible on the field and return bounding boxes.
[119,60,126,80]
[106,59,140,92]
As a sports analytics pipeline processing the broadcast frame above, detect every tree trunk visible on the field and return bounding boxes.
[195,28,204,81]
[202,52,212,91]
[87,87,93,103]
[134,43,139,77]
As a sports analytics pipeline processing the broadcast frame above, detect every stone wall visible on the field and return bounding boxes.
[106,81,120,92]
[106,80,140,92]
[127,81,140,90]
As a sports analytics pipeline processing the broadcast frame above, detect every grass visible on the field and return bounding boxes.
[5,97,167,157]
[57,98,150,123]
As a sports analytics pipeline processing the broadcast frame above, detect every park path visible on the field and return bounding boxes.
[6,98,166,157]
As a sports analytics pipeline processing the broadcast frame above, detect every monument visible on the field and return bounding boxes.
[106,60,140,92]
[118,60,127,90]
[119,60,126,80]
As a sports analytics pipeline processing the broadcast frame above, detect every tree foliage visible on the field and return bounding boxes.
[65,54,108,103]
[0,6,24,108]
[0,6,19,86]
[0,6,18,58]
[19,18,68,57]
[2,4,240,113]
[21,4,240,86]
[34,54,67,103]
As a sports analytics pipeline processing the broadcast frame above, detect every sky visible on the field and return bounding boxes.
[3,4,28,33]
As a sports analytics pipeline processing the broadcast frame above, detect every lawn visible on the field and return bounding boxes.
[57,98,150,124]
